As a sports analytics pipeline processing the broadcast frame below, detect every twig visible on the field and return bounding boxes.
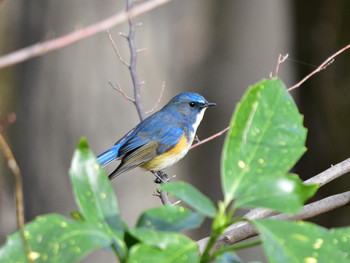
[145,82,165,114]
[227,157,350,231]
[154,171,171,205]
[197,157,350,252]
[0,134,34,263]
[190,126,230,150]
[172,200,181,206]
[304,157,350,186]
[189,46,350,151]
[137,48,148,53]
[274,53,289,77]
[114,0,169,205]
[0,0,174,69]
[288,43,350,91]
[126,0,145,121]
[223,191,350,247]
[108,81,135,102]
[198,191,350,252]
[106,30,130,67]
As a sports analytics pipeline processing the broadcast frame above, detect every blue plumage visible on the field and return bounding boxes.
[96,92,215,180]
[97,145,120,167]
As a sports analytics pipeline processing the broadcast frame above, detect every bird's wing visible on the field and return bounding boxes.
[109,125,185,179]
[109,140,159,179]
[118,113,184,156]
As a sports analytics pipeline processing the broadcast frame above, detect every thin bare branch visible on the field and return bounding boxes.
[137,48,148,53]
[288,43,350,91]
[0,0,174,69]
[224,157,350,233]
[119,32,129,39]
[191,126,230,150]
[172,200,181,206]
[274,53,289,77]
[154,171,171,205]
[225,191,350,247]
[0,134,34,263]
[108,81,135,102]
[197,157,350,252]
[113,0,169,205]
[145,82,165,114]
[106,29,130,67]
[198,191,350,252]
[126,0,145,121]
[304,157,350,187]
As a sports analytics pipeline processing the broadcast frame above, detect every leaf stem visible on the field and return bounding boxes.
[111,242,125,263]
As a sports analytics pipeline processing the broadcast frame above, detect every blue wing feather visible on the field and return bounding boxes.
[97,145,120,167]
[97,109,185,173]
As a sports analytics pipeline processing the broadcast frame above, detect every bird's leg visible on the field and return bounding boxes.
[152,170,171,205]
[152,170,168,184]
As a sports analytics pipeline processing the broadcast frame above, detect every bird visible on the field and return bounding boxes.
[97,92,215,181]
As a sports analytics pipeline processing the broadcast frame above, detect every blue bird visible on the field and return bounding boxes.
[97,92,215,180]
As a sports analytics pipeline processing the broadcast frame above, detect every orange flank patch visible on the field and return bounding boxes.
[141,134,189,171]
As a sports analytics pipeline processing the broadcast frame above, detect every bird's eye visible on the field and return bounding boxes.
[189,101,196,107]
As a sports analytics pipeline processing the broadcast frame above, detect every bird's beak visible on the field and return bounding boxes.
[206,102,216,107]
[199,101,216,108]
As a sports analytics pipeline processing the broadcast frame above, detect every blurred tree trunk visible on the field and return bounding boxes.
[294,0,350,227]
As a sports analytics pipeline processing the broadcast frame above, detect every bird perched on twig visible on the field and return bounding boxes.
[97,92,215,181]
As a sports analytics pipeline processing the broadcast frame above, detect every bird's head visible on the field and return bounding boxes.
[165,92,216,128]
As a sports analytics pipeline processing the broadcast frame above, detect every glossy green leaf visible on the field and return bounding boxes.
[136,205,204,232]
[70,138,125,235]
[159,181,217,217]
[221,78,315,213]
[127,229,199,263]
[254,219,350,263]
[0,214,111,263]
[234,173,318,214]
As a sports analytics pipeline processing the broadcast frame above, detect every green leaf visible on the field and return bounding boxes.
[127,229,199,263]
[159,181,217,218]
[136,205,204,232]
[70,138,125,235]
[0,214,111,263]
[221,78,315,213]
[234,173,318,214]
[254,219,350,263]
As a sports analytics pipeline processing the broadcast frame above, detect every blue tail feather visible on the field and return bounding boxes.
[97,145,120,167]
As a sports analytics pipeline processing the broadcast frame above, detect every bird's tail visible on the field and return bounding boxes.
[97,145,120,167]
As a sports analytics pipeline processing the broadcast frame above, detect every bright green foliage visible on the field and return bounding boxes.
[254,219,350,263]
[70,137,125,235]
[221,79,317,213]
[233,173,317,214]
[0,214,111,263]
[136,205,204,231]
[1,78,345,263]
[159,181,217,217]
[127,228,200,263]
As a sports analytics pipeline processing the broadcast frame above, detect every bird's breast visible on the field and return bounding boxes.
[141,133,190,171]
[185,108,207,144]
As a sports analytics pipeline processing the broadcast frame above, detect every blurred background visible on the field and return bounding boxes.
[0,0,349,262]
